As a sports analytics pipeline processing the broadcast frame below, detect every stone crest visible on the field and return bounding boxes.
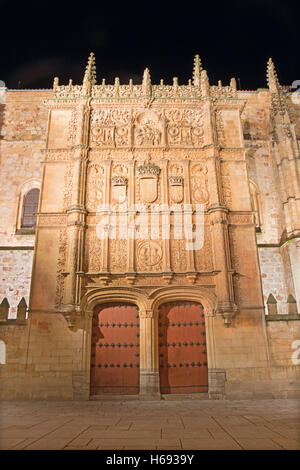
[136,160,160,203]
[169,176,184,203]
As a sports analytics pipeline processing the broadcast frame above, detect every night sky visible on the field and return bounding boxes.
[1,0,299,91]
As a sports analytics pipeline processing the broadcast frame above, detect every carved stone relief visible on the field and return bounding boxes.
[89,107,205,149]
[215,110,225,146]
[85,230,102,272]
[55,228,67,307]
[194,227,213,272]
[86,163,104,212]
[190,163,209,206]
[136,240,163,272]
[134,111,163,147]
[109,239,127,272]
[165,108,204,147]
[63,164,73,209]
[221,163,232,208]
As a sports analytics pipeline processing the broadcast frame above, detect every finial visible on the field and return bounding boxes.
[142,67,151,95]
[114,77,120,97]
[200,70,210,97]
[83,52,97,94]
[267,58,280,92]
[193,54,203,87]
[53,77,59,91]
[230,77,237,90]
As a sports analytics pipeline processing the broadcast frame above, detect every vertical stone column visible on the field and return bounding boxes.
[127,161,135,274]
[63,101,90,319]
[139,309,160,398]
[100,160,111,273]
[183,160,195,272]
[207,155,237,326]
[161,160,171,272]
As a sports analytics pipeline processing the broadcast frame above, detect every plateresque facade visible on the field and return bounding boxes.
[0,55,300,399]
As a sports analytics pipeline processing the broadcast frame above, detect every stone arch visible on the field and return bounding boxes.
[81,286,149,316]
[0,340,6,364]
[80,287,150,376]
[148,286,217,316]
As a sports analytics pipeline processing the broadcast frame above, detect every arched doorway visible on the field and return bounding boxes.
[90,303,140,395]
[158,301,208,394]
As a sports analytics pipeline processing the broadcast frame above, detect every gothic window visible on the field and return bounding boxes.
[21,188,40,229]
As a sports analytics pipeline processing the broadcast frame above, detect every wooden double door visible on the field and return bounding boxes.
[90,303,140,395]
[158,301,208,394]
[90,301,208,395]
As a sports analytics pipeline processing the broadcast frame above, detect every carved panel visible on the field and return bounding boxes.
[165,109,204,147]
[133,111,163,147]
[86,163,104,212]
[67,108,78,145]
[55,228,67,307]
[90,109,131,147]
[63,164,73,209]
[109,239,127,272]
[194,227,213,272]
[85,230,102,272]
[190,163,209,206]
[215,110,225,146]
[170,238,187,272]
[221,162,232,208]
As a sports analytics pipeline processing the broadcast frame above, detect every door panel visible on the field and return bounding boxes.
[158,301,208,394]
[90,303,140,395]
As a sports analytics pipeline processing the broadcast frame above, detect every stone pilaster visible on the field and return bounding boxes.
[139,309,160,398]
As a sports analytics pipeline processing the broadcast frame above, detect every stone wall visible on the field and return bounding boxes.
[0,248,34,318]
[0,314,83,400]
[0,90,51,320]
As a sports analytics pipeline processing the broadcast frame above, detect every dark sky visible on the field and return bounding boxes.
[1,0,299,90]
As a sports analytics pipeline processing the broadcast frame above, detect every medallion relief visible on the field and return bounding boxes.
[136,240,163,272]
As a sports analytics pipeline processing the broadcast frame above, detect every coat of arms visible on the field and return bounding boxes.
[169,176,184,203]
[137,160,160,204]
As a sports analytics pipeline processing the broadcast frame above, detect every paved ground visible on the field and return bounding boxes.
[0,398,300,450]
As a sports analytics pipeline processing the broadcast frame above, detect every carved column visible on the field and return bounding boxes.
[139,309,160,397]
[207,155,237,326]
[209,206,237,325]
[161,160,171,272]
[100,160,111,275]
[183,160,195,272]
[127,161,135,276]
[63,101,90,321]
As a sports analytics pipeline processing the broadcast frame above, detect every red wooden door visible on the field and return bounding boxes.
[158,301,208,394]
[90,303,140,395]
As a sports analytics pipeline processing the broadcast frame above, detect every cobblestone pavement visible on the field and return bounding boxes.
[0,398,300,450]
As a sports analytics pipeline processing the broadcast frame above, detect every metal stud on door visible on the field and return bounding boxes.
[158,301,208,394]
[90,303,140,395]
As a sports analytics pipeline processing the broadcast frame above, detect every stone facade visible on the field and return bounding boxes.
[0,54,299,400]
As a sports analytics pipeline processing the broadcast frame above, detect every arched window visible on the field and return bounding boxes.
[21,188,40,229]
